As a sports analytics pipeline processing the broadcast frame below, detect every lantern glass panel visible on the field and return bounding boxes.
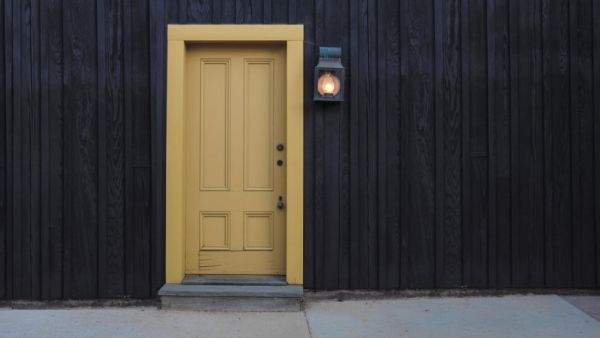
[313,67,344,102]
[317,72,341,96]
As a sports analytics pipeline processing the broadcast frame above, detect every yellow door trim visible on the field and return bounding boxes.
[166,25,304,285]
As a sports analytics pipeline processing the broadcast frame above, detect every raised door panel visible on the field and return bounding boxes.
[244,60,274,191]
[244,211,274,250]
[199,211,230,250]
[200,60,230,191]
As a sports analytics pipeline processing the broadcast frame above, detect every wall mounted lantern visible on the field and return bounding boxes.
[314,47,344,102]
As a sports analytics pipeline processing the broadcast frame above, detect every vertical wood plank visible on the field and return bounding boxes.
[337,0,351,289]
[321,0,342,290]
[348,0,362,289]
[570,0,595,289]
[376,0,387,289]
[398,0,410,288]
[542,0,572,288]
[40,0,50,300]
[29,0,42,300]
[11,0,28,299]
[41,0,64,300]
[63,0,99,298]
[61,0,73,297]
[312,0,325,290]
[4,0,14,299]
[509,0,545,288]
[365,0,379,290]
[593,0,600,289]
[125,0,152,298]
[299,0,315,289]
[354,0,372,289]
[401,0,436,288]
[97,0,108,299]
[98,0,126,297]
[149,0,167,297]
[434,0,463,288]
[0,0,6,299]
[318,0,350,290]
[379,0,401,289]
[464,0,489,288]
[487,0,511,288]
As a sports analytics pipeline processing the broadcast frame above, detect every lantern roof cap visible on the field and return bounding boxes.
[319,47,341,59]
[315,59,344,69]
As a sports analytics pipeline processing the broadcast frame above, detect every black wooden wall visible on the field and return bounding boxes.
[1,0,599,299]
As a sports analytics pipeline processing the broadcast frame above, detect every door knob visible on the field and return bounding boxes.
[277,196,285,209]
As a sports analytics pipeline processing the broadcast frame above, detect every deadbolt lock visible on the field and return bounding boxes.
[276,144,285,151]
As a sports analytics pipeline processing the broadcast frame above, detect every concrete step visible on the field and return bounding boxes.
[182,275,287,286]
[158,283,303,312]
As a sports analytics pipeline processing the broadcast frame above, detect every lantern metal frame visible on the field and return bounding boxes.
[313,47,345,102]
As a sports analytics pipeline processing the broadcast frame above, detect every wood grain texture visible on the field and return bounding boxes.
[464,0,488,288]
[487,0,511,289]
[542,0,572,288]
[41,0,64,299]
[379,0,401,290]
[149,0,167,297]
[98,0,125,297]
[593,0,600,289]
[401,0,436,288]
[434,0,462,288]
[0,0,6,299]
[63,0,99,298]
[2,0,600,298]
[4,0,15,299]
[570,0,595,289]
[509,0,545,288]
[300,0,316,289]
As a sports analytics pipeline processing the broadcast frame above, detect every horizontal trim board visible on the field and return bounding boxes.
[168,25,304,42]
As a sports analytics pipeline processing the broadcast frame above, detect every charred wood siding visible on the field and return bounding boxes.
[1,0,599,298]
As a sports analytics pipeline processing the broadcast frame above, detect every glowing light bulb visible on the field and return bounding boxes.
[317,72,340,96]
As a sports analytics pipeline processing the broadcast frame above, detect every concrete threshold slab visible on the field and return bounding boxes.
[158,284,303,298]
[182,275,287,286]
[158,284,303,312]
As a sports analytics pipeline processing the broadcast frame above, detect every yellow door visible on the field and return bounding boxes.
[184,44,286,275]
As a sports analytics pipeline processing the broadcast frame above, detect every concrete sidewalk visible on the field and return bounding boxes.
[0,295,599,338]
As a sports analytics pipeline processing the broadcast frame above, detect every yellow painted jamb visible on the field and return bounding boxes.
[168,25,303,42]
[166,40,186,284]
[165,25,304,285]
[285,40,304,285]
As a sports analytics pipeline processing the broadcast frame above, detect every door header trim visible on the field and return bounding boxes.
[168,24,304,42]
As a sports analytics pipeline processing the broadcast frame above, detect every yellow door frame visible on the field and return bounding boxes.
[166,25,304,285]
